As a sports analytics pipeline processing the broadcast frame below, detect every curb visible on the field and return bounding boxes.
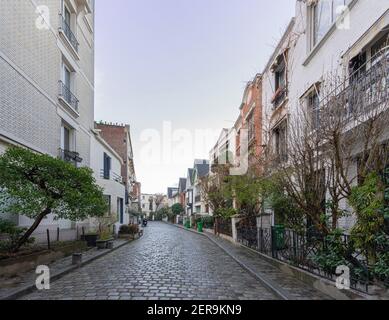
[166,222,290,300]
[1,239,135,300]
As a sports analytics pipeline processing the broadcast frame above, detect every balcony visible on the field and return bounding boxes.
[58,81,79,114]
[271,86,287,109]
[59,14,79,53]
[319,47,389,124]
[100,170,123,184]
[59,149,83,166]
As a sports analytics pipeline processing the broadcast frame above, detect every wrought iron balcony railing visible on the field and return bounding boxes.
[59,149,83,166]
[58,81,79,113]
[318,47,389,124]
[59,14,79,52]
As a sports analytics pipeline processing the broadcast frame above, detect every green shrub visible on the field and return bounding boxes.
[201,216,215,228]
[214,208,236,219]
[312,229,350,275]
[0,218,17,234]
[119,224,139,235]
[0,219,35,253]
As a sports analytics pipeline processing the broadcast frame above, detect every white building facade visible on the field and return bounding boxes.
[90,131,127,233]
[0,0,95,239]
[141,194,157,219]
[262,0,389,231]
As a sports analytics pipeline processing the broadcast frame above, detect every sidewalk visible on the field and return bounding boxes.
[174,224,331,300]
[0,239,131,300]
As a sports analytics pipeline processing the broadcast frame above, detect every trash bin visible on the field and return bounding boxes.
[273,225,285,250]
[197,221,204,233]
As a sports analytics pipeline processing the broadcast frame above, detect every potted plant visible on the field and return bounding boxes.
[84,231,98,247]
[96,230,114,249]
[118,224,139,240]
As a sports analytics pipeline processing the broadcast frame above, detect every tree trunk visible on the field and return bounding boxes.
[12,208,51,252]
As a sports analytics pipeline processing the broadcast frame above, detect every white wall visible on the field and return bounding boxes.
[261,0,389,231]
[90,134,127,231]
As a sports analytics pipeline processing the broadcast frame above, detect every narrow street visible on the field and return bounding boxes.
[21,222,278,300]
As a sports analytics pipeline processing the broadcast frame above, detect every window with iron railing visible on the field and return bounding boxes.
[272,57,287,108]
[59,9,79,52]
[58,149,82,166]
[58,80,79,112]
[103,153,111,180]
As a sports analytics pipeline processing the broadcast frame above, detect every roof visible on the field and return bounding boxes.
[178,178,187,193]
[187,168,194,185]
[263,18,295,73]
[167,187,179,199]
[195,163,210,178]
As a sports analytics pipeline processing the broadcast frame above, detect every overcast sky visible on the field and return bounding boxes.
[94,0,296,194]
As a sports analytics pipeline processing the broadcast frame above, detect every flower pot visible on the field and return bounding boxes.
[72,253,83,266]
[96,240,107,250]
[84,234,98,247]
[107,241,114,249]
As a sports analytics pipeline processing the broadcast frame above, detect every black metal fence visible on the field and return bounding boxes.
[216,218,232,237]
[236,223,377,293]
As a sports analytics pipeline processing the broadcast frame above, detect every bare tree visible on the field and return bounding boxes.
[199,163,232,215]
[260,44,389,234]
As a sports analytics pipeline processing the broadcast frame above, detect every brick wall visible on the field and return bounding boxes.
[237,75,263,171]
[96,123,129,185]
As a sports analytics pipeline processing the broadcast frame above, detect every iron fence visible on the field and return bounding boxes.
[236,223,377,293]
[216,218,232,237]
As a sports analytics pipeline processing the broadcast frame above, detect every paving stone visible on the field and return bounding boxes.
[21,222,281,300]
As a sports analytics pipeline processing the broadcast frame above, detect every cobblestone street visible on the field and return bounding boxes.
[22,222,278,300]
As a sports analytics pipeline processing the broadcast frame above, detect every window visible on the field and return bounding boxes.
[275,63,286,91]
[308,89,320,129]
[349,52,367,79]
[273,121,288,162]
[63,126,70,151]
[64,6,71,27]
[272,55,287,108]
[61,122,75,152]
[371,34,389,66]
[103,153,111,180]
[64,66,71,90]
[312,0,350,47]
